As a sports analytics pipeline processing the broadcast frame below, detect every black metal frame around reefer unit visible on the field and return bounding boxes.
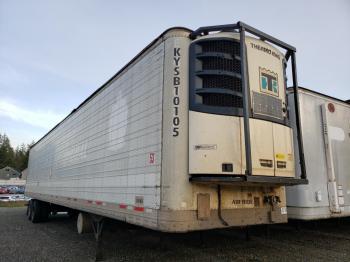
[189,21,307,185]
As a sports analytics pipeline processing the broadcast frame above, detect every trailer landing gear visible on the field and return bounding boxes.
[92,216,105,262]
[77,212,105,261]
[77,212,93,234]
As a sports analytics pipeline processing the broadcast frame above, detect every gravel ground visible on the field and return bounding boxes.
[1,207,350,262]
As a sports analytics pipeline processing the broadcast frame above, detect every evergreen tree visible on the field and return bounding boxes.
[0,133,15,168]
[0,133,33,171]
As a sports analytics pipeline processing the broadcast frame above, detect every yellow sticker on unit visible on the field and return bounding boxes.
[275,153,285,160]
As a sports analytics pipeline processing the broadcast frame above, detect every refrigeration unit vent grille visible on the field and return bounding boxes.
[202,93,243,108]
[190,38,243,116]
[202,75,241,92]
[201,57,241,72]
[200,40,240,56]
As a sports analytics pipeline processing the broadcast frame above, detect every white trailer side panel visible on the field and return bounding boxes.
[27,39,165,227]
[287,88,350,219]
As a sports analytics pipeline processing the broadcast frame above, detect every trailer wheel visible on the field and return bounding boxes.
[77,212,92,234]
[30,200,50,223]
[27,200,33,220]
[39,201,50,222]
[30,200,41,223]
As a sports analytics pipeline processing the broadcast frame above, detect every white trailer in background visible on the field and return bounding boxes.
[287,87,350,220]
[25,22,307,239]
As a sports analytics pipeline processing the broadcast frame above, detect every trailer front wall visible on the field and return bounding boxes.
[27,39,165,228]
[159,32,288,231]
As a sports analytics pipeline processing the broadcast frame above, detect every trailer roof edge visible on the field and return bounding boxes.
[287,86,349,106]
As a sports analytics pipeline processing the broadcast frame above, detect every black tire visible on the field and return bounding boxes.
[27,200,33,220]
[30,200,50,223]
[40,202,50,222]
[26,203,30,218]
[30,200,41,223]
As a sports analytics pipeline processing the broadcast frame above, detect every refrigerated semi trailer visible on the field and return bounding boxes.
[25,22,307,234]
[287,87,350,220]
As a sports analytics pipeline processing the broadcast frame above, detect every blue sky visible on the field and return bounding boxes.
[0,0,349,147]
